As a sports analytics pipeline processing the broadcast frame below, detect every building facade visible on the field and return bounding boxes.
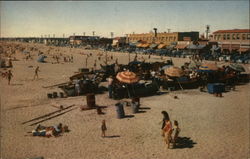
[212,29,250,53]
[127,32,199,46]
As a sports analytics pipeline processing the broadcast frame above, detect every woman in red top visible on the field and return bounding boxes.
[163,117,173,149]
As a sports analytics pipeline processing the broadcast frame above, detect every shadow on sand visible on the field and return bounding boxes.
[105,135,120,138]
[174,137,197,149]
[124,115,134,118]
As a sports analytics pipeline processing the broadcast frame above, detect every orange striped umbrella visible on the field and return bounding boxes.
[164,66,184,77]
[116,71,139,84]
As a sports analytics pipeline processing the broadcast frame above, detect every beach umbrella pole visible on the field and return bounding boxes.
[177,80,184,90]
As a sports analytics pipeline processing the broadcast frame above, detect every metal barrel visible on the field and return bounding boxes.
[47,93,53,98]
[132,97,140,106]
[131,102,139,114]
[52,92,58,98]
[115,103,125,119]
[86,93,96,108]
[59,92,64,98]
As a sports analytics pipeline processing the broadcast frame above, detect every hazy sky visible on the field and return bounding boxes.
[0,1,249,38]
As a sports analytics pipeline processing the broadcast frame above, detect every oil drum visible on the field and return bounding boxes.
[86,93,95,108]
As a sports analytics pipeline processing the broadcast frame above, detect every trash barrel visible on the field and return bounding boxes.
[59,92,64,98]
[115,103,125,119]
[132,97,140,106]
[131,102,139,114]
[52,92,58,98]
[47,93,53,98]
[86,93,96,108]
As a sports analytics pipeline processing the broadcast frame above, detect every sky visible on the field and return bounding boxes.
[0,1,249,38]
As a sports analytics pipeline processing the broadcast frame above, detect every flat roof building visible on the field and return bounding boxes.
[127,31,199,46]
[212,29,250,53]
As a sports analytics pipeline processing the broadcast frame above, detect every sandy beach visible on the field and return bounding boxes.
[0,41,249,159]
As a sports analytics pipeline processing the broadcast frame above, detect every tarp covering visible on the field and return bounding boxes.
[187,44,206,50]
[199,63,218,71]
[37,55,47,62]
[129,42,138,47]
[175,44,188,49]
[136,43,143,48]
[158,44,167,49]
[141,44,150,48]
[150,44,158,48]
[238,48,250,52]
[229,63,245,72]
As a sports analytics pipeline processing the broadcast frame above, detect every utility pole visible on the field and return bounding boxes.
[153,28,157,43]
[205,25,210,40]
[110,32,114,38]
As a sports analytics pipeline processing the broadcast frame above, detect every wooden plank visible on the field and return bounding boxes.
[42,82,69,88]
[29,107,77,126]
[21,104,75,125]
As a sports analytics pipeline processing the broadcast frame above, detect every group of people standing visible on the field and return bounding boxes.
[161,111,181,149]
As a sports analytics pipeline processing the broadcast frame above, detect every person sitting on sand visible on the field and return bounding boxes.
[101,120,107,137]
[172,120,181,148]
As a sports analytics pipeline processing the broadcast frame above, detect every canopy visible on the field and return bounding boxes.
[229,63,245,72]
[238,48,250,52]
[166,45,175,49]
[136,43,143,48]
[116,71,139,84]
[188,61,201,69]
[175,44,188,49]
[129,42,138,47]
[158,44,167,49]
[129,61,142,65]
[142,43,150,48]
[199,63,218,72]
[150,44,158,49]
[160,65,172,71]
[164,66,184,77]
[187,44,206,50]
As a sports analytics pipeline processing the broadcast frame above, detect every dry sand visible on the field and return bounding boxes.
[0,42,249,159]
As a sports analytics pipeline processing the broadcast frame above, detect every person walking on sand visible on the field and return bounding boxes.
[7,70,13,85]
[70,54,73,63]
[101,120,107,137]
[8,58,13,68]
[94,60,97,70]
[33,66,40,80]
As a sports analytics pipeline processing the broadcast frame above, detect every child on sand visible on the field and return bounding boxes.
[101,120,107,137]
[172,120,181,148]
